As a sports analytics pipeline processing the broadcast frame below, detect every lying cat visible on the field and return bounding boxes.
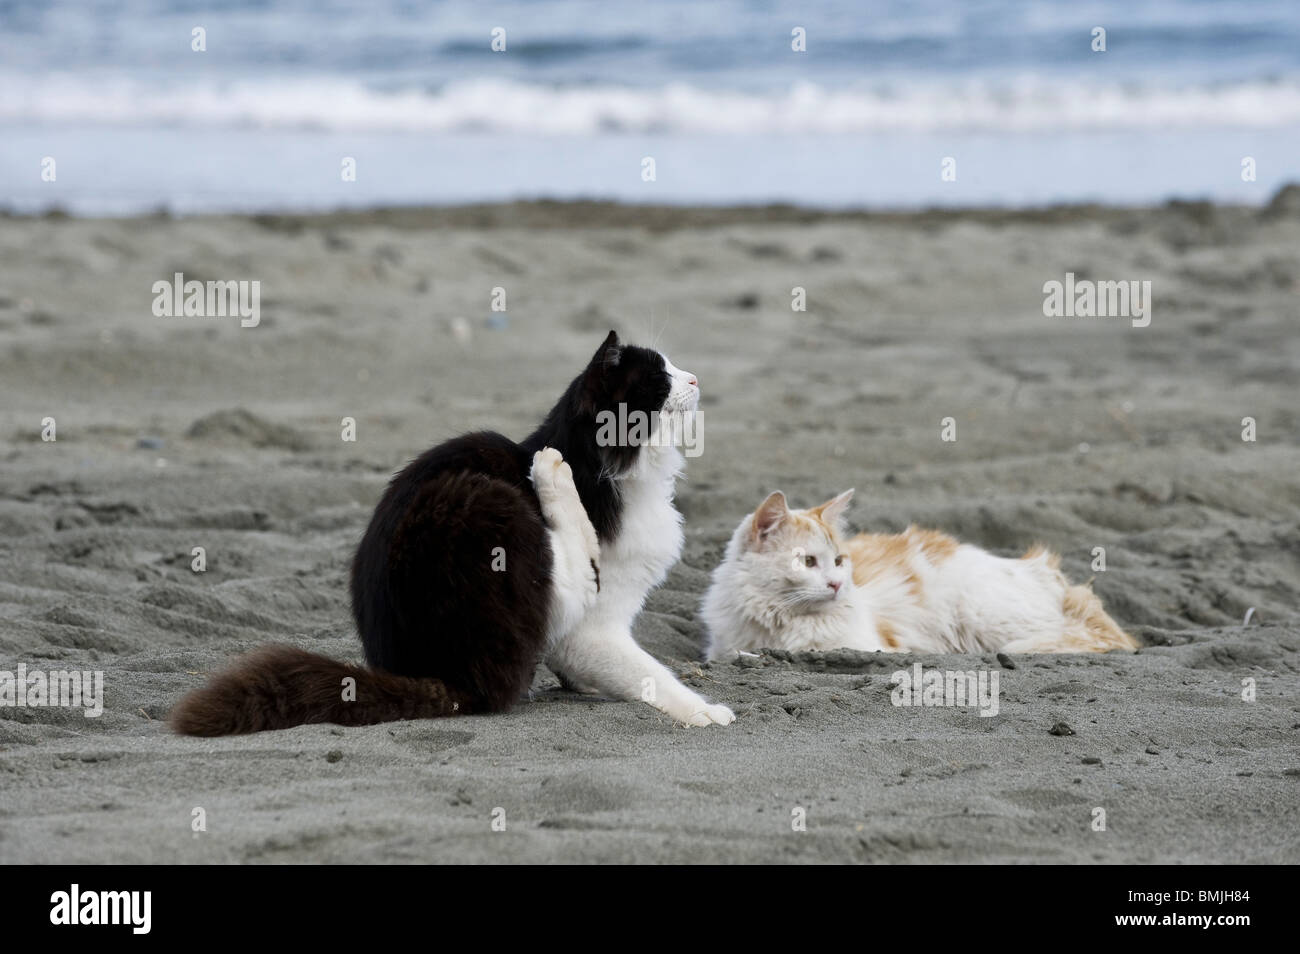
[172,331,734,735]
[701,489,1136,658]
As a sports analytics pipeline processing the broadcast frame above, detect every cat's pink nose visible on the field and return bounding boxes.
[828,580,841,593]
[688,376,698,388]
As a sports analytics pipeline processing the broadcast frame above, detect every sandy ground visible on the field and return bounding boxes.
[1,196,1298,863]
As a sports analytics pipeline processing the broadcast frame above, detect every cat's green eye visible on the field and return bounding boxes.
[834,555,844,566]
[804,555,817,568]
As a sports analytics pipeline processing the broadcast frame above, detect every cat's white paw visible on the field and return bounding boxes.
[531,447,599,566]
[683,702,736,727]
[551,455,579,499]
[529,447,565,500]
[532,447,601,605]
[531,447,582,514]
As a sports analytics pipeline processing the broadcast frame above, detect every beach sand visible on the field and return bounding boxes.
[1,196,1297,863]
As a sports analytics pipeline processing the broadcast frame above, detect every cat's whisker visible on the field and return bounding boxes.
[647,312,666,353]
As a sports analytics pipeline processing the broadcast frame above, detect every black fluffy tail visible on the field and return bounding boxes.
[170,645,465,736]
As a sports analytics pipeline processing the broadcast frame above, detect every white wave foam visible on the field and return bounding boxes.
[4,74,1300,133]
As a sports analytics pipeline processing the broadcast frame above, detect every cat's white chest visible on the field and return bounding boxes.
[599,450,685,600]
[802,597,884,652]
[607,479,681,582]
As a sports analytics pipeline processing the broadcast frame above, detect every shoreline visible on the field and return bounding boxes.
[7,185,1298,231]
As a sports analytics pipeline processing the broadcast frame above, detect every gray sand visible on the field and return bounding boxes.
[1,199,1297,863]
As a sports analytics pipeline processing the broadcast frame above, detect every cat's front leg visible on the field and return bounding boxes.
[531,448,600,642]
[547,614,735,726]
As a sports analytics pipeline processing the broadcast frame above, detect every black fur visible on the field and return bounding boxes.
[523,329,672,541]
[171,331,671,735]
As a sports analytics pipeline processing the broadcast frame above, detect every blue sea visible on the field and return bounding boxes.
[2,0,1299,214]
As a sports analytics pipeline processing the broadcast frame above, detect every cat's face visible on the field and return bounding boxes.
[579,330,699,473]
[739,490,855,610]
[581,329,698,417]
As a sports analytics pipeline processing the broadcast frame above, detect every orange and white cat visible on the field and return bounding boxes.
[701,489,1136,659]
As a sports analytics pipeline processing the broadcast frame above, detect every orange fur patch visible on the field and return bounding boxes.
[845,526,962,598]
[845,532,923,598]
[1022,543,1061,569]
[1062,583,1137,650]
[908,526,960,562]
[797,511,838,543]
[846,533,906,582]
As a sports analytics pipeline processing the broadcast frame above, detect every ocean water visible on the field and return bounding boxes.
[2,0,1299,213]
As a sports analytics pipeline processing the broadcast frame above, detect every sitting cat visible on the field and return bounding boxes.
[171,331,734,735]
[701,489,1136,658]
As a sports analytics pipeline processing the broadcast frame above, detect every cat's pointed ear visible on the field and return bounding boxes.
[588,330,621,371]
[810,488,854,528]
[751,491,789,544]
[579,330,622,412]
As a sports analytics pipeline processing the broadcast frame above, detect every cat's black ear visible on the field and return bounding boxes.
[588,330,621,371]
[751,491,789,544]
[579,330,622,411]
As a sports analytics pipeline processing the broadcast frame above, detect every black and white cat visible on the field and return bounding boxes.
[171,331,734,735]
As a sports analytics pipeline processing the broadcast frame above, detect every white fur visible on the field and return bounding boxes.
[539,354,734,727]
[863,546,1072,654]
[702,494,1084,659]
[530,448,600,641]
[702,505,883,658]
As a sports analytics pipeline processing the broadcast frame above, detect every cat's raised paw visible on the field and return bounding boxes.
[529,447,565,493]
[684,703,736,727]
[531,447,600,565]
[531,447,581,502]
